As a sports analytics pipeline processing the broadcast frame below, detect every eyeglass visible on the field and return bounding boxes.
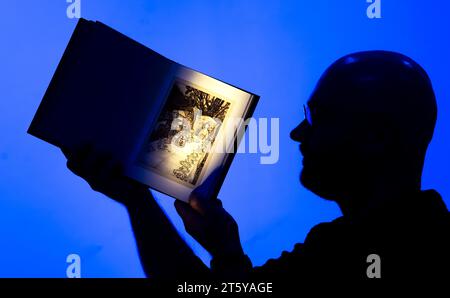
[303,104,313,126]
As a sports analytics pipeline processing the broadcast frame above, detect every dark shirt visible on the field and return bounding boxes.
[211,190,450,282]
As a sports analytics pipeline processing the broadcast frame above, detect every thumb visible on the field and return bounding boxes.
[188,193,209,216]
[174,200,205,234]
[174,200,198,222]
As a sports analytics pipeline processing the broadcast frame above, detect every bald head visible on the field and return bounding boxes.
[291,51,437,201]
[312,51,437,149]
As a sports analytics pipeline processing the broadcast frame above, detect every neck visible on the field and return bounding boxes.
[336,174,421,220]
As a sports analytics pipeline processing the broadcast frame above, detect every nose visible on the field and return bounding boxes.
[290,119,310,143]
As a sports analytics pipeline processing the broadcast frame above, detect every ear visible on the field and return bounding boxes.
[359,129,385,155]
[361,117,400,157]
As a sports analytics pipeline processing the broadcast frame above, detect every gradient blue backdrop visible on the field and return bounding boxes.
[1,0,449,277]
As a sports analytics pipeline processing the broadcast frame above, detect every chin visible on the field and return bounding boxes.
[300,167,338,201]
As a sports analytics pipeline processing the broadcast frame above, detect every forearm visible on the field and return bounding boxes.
[60,146,209,279]
[126,192,210,280]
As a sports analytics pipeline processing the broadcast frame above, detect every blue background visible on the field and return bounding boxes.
[1,0,449,277]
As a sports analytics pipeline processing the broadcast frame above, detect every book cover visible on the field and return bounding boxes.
[28,18,259,201]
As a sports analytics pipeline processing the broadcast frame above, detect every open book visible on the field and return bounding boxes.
[28,18,259,201]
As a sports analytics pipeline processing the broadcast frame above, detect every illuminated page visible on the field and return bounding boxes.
[126,66,256,201]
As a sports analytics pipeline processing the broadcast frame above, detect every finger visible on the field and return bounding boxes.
[72,143,93,162]
[61,146,71,160]
[65,144,93,175]
[100,163,147,195]
[94,154,116,181]
[174,200,205,231]
[189,183,224,211]
[188,193,210,216]
[66,157,83,176]
[174,200,194,220]
[76,149,104,179]
[61,143,89,161]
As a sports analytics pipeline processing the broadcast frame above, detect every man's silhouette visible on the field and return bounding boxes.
[62,51,449,282]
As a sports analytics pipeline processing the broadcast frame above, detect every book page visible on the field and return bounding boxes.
[127,66,254,201]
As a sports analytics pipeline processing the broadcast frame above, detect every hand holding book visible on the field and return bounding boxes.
[61,143,246,278]
[174,169,245,259]
[61,144,153,207]
[61,143,214,278]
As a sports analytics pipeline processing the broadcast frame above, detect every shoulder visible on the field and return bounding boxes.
[304,218,344,245]
[257,219,343,268]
